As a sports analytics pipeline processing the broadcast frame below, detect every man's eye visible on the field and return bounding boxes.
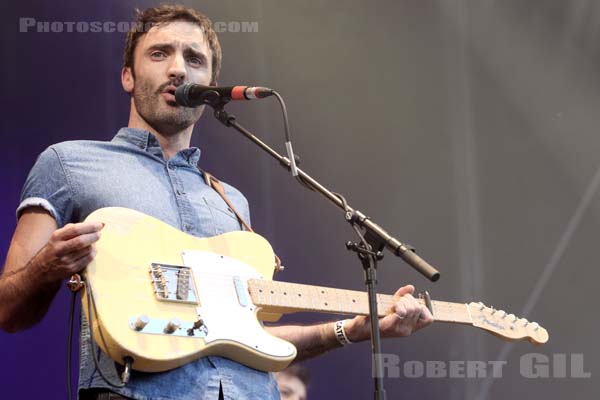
[151,51,166,59]
[188,57,203,66]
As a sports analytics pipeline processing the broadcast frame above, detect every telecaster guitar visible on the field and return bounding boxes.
[81,207,549,373]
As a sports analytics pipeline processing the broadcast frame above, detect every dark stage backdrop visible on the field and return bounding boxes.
[1,1,599,399]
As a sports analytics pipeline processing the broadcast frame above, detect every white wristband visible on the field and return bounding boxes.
[334,319,353,345]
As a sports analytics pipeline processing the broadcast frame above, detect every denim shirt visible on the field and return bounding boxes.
[17,128,280,400]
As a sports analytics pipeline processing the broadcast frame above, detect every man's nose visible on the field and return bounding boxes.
[168,53,186,82]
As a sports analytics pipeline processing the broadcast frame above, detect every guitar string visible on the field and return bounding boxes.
[148,269,471,321]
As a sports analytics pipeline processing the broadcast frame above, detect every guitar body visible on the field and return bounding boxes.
[83,207,297,373]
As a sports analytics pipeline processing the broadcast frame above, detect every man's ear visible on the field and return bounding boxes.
[121,66,134,93]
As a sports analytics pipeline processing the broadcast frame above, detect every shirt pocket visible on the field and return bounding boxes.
[203,197,242,234]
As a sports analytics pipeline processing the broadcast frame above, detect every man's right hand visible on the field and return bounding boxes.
[33,222,104,284]
[1,209,105,332]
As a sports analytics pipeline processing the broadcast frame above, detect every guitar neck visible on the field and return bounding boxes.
[248,280,473,325]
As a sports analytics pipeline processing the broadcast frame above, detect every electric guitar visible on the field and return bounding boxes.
[81,207,549,373]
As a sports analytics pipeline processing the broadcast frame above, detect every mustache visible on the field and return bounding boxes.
[156,80,184,94]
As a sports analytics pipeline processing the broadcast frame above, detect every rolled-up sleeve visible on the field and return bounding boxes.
[16,146,75,228]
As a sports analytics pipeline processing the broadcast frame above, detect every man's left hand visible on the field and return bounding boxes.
[344,285,434,342]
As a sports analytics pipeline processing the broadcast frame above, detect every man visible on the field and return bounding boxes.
[275,365,309,400]
[0,5,433,399]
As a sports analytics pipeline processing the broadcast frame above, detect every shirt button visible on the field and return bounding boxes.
[184,224,192,231]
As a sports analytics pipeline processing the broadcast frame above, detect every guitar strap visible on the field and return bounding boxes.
[202,170,283,274]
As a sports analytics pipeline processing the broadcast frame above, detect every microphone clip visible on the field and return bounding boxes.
[199,90,230,108]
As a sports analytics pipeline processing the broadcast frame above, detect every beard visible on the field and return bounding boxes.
[132,76,204,136]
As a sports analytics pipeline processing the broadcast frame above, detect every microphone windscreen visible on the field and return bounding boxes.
[175,84,192,107]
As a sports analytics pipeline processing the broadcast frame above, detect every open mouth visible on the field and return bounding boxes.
[161,86,178,104]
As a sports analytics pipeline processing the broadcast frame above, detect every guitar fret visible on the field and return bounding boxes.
[344,288,355,315]
[331,287,339,313]
[429,301,471,324]
[338,288,346,314]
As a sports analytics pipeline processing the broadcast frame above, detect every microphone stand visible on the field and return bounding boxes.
[209,101,440,400]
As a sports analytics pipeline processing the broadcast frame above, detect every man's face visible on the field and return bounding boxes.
[125,21,212,135]
[275,373,307,400]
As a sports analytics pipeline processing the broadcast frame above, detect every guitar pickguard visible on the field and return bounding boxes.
[181,250,295,359]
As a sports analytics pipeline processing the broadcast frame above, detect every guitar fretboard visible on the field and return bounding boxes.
[248,279,473,324]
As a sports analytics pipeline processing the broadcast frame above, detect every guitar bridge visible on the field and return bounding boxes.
[149,263,199,304]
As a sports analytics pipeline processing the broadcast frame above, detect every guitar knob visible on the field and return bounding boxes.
[163,318,182,334]
[133,315,149,331]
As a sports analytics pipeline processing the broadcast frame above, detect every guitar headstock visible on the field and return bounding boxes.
[467,302,549,345]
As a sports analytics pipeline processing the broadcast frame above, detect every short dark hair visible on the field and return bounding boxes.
[123,4,222,85]
[280,364,310,388]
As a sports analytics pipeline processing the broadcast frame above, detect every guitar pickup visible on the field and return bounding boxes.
[149,263,199,304]
[233,276,249,307]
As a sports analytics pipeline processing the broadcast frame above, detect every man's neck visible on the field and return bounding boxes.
[128,106,193,160]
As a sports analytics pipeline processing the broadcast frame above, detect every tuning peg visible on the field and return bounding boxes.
[478,302,485,311]
[520,319,529,327]
[497,310,507,318]
[530,322,539,331]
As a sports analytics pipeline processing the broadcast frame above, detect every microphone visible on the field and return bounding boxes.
[175,83,274,107]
